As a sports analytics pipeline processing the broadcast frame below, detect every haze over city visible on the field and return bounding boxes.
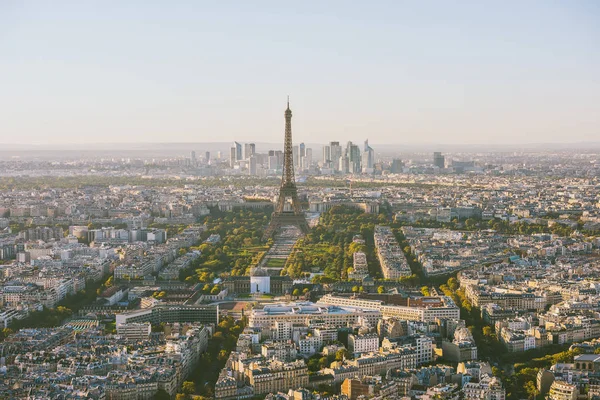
[1,1,599,146]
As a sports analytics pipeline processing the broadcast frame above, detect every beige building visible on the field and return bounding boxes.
[549,380,578,400]
[247,359,309,395]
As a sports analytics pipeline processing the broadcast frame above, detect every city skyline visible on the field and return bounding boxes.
[1,1,599,145]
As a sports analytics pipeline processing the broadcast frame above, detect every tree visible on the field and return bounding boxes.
[524,380,539,400]
[56,306,71,314]
[318,356,329,369]
[483,326,493,337]
[175,395,187,400]
[398,274,419,287]
[154,389,171,400]
[348,241,365,254]
[447,277,459,292]
[307,357,320,371]
[421,286,430,296]
[182,381,196,394]
[292,288,301,296]
[462,300,472,312]
[352,286,359,293]
[335,348,350,361]
[377,285,385,294]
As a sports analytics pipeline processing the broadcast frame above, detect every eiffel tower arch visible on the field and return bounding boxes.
[263,98,310,240]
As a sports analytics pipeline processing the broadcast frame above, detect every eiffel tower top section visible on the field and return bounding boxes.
[282,96,295,188]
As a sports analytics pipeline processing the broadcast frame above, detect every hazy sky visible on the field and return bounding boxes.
[1,1,599,145]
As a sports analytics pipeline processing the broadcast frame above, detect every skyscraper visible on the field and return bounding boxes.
[340,154,350,174]
[268,155,278,170]
[330,141,342,172]
[433,152,445,169]
[362,139,375,172]
[249,155,257,176]
[245,143,256,160]
[229,147,236,168]
[293,145,299,168]
[275,150,283,170]
[391,159,404,173]
[346,141,361,173]
[302,148,312,171]
[322,145,331,168]
[234,141,243,161]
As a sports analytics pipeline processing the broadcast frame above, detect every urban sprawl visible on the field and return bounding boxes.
[1,110,599,400]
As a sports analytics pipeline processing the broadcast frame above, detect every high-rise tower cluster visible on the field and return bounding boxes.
[321,140,375,174]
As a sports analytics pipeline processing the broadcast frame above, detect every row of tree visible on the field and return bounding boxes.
[179,208,272,284]
[285,206,388,280]
[185,316,246,398]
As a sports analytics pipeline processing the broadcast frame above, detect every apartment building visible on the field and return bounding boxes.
[116,322,151,340]
[374,225,411,279]
[248,302,381,329]
[348,333,379,355]
[247,359,309,395]
[318,294,460,322]
[261,340,298,362]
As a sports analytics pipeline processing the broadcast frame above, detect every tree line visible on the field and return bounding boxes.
[284,206,389,280]
[179,208,272,284]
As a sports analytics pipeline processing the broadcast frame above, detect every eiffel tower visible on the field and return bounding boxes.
[263,98,310,240]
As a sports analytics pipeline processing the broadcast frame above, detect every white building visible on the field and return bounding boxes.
[348,333,379,355]
[117,322,151,340]
[318,294,460,322]
[249,302,381,329]
[250,267,270,294]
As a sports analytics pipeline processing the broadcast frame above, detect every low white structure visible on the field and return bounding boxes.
[250,266,270,294]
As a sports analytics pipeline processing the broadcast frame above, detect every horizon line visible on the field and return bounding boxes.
[1,140,600,147]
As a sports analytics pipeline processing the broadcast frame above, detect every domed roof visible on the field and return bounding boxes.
[251,267,269,277]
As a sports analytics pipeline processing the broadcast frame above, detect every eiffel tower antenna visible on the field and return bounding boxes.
[263,98,310,240]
